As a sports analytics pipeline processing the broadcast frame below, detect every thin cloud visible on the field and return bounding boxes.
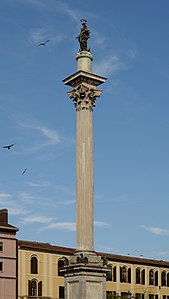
[29,27,66,46]
[20,0,80,23]
[22,216,54,224]
[128,49,137,59]
[44,222,76,231]
[56,185,75,196]
[54,1,80,22]
[18,120,73,152]
[0,192,30,216]
[92,30,107,48]
[27,181,51,188]
[62,199,75,205]
[44,220,109,232]
[97,244,116,253]
[19,192,44,205]
[55,199,75,205]
[94,221,110,228]
[19,121,61,144]
[155,251,169,259]
[95,194,128,204]
[9,207,29,216]
[94,55,127,77]
[0,192,12,205]
[140,225,169,236]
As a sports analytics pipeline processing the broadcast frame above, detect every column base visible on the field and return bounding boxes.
[61,253,110,299]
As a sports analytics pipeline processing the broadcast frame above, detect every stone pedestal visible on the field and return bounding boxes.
[65,267,107,299]
[61,253,108,299]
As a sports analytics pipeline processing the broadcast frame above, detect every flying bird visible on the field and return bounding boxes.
[22,168,27,175]
[3,143,15,150]
[37,40,50,47]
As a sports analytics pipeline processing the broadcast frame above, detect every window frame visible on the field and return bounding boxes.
[30,256,38,274]
[0,261,3,271]
[0,242,3,251]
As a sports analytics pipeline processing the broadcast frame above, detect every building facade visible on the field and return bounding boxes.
[18,240,169,299]
[0,209,19,299]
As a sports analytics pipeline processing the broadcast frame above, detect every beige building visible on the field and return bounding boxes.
[18,239,169,299]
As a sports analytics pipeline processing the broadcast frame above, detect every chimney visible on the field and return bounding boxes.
[0,209,8,224]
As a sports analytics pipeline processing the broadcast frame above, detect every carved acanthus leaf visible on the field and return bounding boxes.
[67,83,102,111]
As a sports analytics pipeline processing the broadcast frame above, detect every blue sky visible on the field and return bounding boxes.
[1,0,169,260]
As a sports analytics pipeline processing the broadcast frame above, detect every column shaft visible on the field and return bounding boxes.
[76,109,94,252]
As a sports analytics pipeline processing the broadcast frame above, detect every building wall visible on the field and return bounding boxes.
[18,244,169,299]
[0,208,18,299]
[18,249,64,299]
[0,232,18,299]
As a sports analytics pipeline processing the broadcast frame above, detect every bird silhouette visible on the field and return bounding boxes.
[37,40,50,47]
[3,143,15,150]
[22,168,27,175]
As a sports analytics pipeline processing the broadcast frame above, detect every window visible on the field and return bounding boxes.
[113,266,117,282]
[120,266,127,282]
[141,269,145,285]
[28,280,37,297]
[162,272,167,286]
[136,268,145,285]
[136,293,143,299]
[120,266,131,283]
[0,242,3,251]
[31,256,38,274]
[121,292,131,299]
[0,262,3,271]
[38,281,42,296]
[106,291,113,299]
[136,268,141,284]
[59,286,65,299]
[128,268,131,283]
[58,259,64,277]
[106,266,112,281]
[149,269,154,285]
[155,271,158,286]
[167,273,169,287]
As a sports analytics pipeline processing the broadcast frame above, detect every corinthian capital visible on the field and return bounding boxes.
[67,83,102,111]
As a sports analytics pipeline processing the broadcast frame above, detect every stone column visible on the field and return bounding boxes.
[64,51,105,253]
[62,52,109,299]
[76,51,93,252]
[76,107,94,252]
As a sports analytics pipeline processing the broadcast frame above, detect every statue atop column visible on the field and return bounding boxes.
[76,19,90,52]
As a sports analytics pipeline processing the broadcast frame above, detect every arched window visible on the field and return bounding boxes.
[167,273,169,287]
[120,266,127,283]
[113,266,117,282]
[28,280,42,297]
[106,265,112,281]
[38,281,42,296]
[141,269,145,285]
[31,256,38,274]
[155,270,158,286]
[58,259,64,277]
[28,280,37,297]
[162,271,166,286]
[149,269,154,285]
[136,268,141,284]
[128,268,131,283]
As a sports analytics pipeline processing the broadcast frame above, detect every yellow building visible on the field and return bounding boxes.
[18,240,169,299]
